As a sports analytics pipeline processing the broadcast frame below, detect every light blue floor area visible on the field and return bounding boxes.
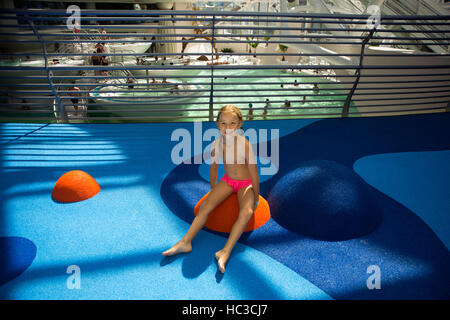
[354,150,450,250]
[0,120,331,300]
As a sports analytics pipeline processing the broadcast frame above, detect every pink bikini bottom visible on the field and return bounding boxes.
[221,174,253,193]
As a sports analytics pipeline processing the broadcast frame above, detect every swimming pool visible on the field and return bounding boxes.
[88,68,356,122]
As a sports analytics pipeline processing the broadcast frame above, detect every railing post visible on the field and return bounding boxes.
[209,14,216,122]
[342,29,375,117]
[27,15,68,123]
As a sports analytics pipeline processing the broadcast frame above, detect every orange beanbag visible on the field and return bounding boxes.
[194,193,270,233]
[52,170,101,203]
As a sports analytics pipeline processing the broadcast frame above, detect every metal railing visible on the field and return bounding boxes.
[0,8,449,123]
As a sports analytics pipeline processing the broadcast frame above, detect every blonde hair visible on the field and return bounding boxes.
[216,105,243,124]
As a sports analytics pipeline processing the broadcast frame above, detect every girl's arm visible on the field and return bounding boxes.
[210,142,219,189]
[246,140,260,209]
[249,164,259,209]
[210,162,219,189]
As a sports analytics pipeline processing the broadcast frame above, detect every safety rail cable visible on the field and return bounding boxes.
[0,9,449,123]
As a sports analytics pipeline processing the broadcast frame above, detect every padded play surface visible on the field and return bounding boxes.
[1,112,449,300]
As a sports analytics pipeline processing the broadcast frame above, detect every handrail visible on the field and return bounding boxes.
[26,15,67,122]
[342,28,376,117]
[209,14,216,121]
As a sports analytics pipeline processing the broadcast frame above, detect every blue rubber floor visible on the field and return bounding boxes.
[1,112,449,300]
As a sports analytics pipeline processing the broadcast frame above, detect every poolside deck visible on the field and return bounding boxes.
[1,112,449,300]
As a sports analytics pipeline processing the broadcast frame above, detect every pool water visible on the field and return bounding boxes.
[205,69,354,119]
[89,68,356,122]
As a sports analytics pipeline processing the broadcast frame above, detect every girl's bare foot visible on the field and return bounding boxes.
[162,241,192,257]
[215,249,230,274]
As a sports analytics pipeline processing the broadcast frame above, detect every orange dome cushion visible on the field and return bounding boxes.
[52,170,100,203]
[194,193,270,233]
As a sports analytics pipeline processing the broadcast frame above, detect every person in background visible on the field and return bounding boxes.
[313,83,319,93]
[263,98,270,119]
[21,99,30,111]
[91,48,102,76]
[248,103,254,120]
[127,78,134,89]
[69,85,81,116]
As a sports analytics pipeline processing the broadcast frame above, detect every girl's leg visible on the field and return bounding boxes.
[162,180,233,256]
[215,186,255,273]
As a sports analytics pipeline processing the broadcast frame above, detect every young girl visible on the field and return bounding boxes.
[162,105,260,274]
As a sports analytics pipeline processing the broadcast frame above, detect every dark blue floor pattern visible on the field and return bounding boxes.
[0,237,37,286]
[161,112,450,299]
